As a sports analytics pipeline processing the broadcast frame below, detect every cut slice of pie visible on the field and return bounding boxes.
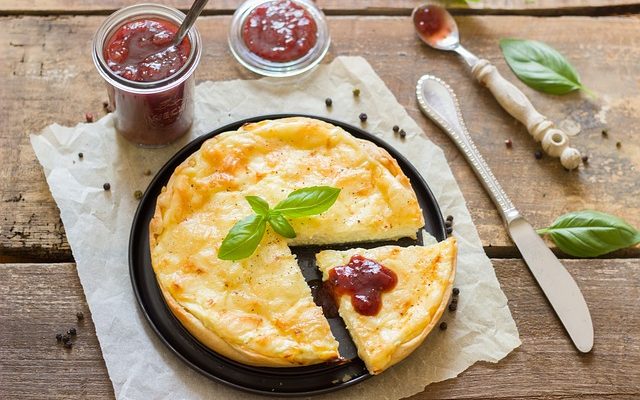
[316,238,457,374]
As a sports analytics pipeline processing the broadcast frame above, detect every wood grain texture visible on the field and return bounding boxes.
[1,260,637,399]
[1,15,639,261]
[1,0,640,16]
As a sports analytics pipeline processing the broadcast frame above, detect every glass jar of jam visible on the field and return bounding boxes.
[92,4,202,147]
[228,0,330,77]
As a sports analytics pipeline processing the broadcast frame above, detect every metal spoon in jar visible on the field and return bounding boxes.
[412,3,582,170]
[174,0,210,46]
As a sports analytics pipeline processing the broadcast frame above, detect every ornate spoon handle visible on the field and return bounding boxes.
[416,74,520,224]
[470,59,581,170]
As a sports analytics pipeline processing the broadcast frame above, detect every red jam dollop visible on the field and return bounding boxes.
[105,18,191,82]
[241,0,318,63]
[326,255,398,317]
[413,5,452,46]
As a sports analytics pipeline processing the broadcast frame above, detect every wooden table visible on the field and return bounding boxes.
[1,1,639,399]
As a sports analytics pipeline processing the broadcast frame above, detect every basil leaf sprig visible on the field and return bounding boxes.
[218,186,341,261]
[499,38,592,95]
[537,210,640,257]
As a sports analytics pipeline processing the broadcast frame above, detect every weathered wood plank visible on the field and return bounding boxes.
[1,0,639,16]
[1,15,639,261]
[1,260,637,399]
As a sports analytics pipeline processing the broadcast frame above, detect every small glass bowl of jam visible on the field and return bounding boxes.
[228,0,330,77]
[92,4,202,147]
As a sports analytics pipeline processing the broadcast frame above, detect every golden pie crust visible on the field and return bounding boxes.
[149,117,425,367]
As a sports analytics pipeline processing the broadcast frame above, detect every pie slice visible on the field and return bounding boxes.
[316,238,457,374]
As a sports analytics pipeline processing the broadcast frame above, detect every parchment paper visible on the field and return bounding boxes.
[31,56,520,400]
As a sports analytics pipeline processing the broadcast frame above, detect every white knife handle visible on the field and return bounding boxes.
[471,59,581,170]
[416,75,520,224]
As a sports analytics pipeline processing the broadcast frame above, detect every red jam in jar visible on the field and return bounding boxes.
[93,5,201,147]
[326,255,398,316]
[241,0,318,63]
[105,18,191,82]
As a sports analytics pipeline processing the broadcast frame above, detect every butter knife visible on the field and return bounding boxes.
[416,75,593,353]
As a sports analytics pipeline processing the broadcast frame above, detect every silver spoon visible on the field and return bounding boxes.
[174,0,210,46]
[412,4,581,170]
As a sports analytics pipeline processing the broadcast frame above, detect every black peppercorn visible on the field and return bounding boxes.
[134,190,143,200]
[62,334,71,344]
[359,113,367,122]
[446,226,453,235]
[352,88,360,97]
[504,139,512,148]
[392,125,399,133]
[325,98,332,107]
[399,129,406,138]
[64,341,73,349]
[144,169,152,176]
[616,141,621,149]
[68,327,77,336]
[76,311,84,320]
[78,152,83,159]
[103,182,111,191]
[452,287,460,296]
[56,333,63,342]
[601,129,608,137]
[439,322,447,331]
[581,155,589,164]
[534,150,543,160]
[448,303,457,312]
[446,215,453,222]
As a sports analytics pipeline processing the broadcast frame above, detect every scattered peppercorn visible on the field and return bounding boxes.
[504,139,512,148]
[581,155,589,164]
[399,129,406,138]
[62,335,71,344]
[144,169,152,176]
[534,150,543,160]
[103,182,111,191]
[446,215,454,222]
[76,311,84,320]
[85,112,94,123]
[352,88,360,97]
[448,303,457,312]
[359,113,368,122]
[601,129,608,137]
[446,226,453,235]
[439,322,448,331]
[56,333,63,342]
[78,152,83,159]
[64,341,73,349]
[134,190,143,200]
[325,97,332,107]
[450,297,458,304]
[616,141,621,149]
[68,327,77,336]
[445,220,452,228]
[452,287,460,296]
[392,125,399,133]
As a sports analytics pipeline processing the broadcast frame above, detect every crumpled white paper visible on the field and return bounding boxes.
[31,56,520,400]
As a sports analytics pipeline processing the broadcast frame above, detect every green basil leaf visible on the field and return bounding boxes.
[500,38,586,95]
[218,215,266,261]
[538,210,640,257]
[273,186,341,218]
[268,213,297,239]
[245,195,269,216]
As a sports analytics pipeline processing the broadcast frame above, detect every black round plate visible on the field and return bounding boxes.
[129,114,447,396]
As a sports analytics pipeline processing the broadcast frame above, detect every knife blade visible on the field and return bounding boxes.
[416,74,593,352]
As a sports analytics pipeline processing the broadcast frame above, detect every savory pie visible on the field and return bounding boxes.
[149,117,425,367]
[316,238,457,374]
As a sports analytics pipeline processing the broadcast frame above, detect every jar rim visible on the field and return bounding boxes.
[228,0,331,77]
[92,3,202,94]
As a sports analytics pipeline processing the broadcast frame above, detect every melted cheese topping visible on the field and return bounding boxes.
[316,238,457,374]
[149,117,425,366]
